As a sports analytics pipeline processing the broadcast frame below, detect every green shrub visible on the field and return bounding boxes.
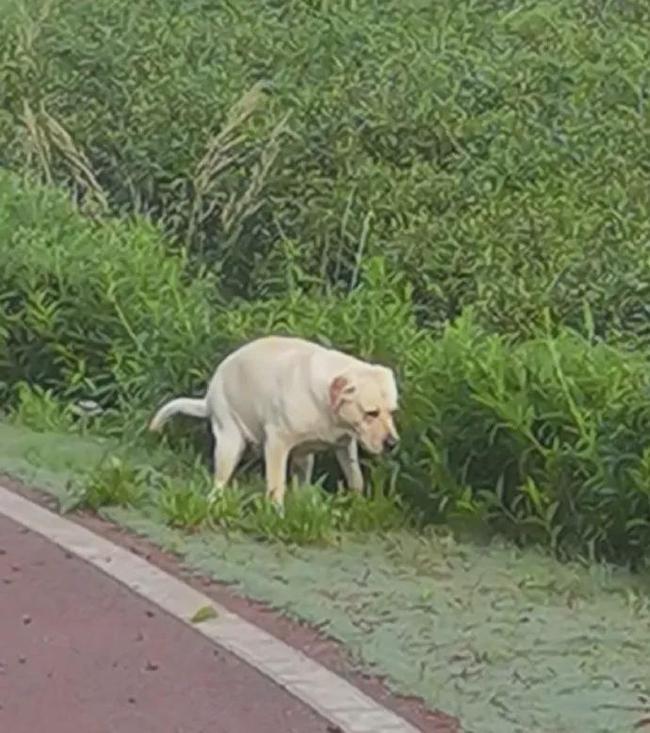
[0,171,418,410]
[398,313,650,564]
[0,171,221,408]
[2,0,650,338]
[10,382,75,433]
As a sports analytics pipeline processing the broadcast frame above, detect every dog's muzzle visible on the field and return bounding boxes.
[383,435,399,453]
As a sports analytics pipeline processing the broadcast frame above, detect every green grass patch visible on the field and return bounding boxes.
[70,454,407,545]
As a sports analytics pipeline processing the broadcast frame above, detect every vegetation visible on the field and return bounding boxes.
[2,0,650,564]
[60,452,406,544]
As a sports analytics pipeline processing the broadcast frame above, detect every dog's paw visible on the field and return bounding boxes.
[207,485,225,505]
[269,498,285,518]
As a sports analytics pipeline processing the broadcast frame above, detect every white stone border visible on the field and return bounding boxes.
[0,486,420,733]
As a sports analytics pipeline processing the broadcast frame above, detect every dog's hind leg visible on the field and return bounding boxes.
[211,420,246,492]
[289,452,315,487]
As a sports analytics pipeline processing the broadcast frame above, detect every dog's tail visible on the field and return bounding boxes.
[149,397,208,432]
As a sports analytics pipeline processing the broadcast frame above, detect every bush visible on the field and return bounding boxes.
[398,313,650,564]
[2,0,650,338]
[0,171,221,408]
[0,171,419,410]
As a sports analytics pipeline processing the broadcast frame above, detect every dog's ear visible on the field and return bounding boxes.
[329,374,356,410]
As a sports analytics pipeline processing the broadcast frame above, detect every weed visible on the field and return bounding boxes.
[64,456,147,512]
[59,443,408,545]
[10,382,75,433]
[159,485,211,531]
[156,476,403,545]
[207,487,250,530]
[244,487,338,545]
[333,490,406,534]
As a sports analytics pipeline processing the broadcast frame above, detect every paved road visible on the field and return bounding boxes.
[0,514,332,733]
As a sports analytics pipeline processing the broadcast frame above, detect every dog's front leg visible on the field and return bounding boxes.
[335,439,364,494]
[264,432,291,507]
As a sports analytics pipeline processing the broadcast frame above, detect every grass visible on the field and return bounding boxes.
[63,456,150,512]
[56,426,408,545]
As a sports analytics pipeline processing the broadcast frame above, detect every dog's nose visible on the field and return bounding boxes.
[383,435,399,452]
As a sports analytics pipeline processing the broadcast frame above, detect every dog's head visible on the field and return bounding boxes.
[329,365,399,455]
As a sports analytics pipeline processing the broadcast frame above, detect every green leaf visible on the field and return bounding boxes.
[190,605,219,624]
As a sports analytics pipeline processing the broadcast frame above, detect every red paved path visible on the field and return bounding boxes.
[0,515,332,733]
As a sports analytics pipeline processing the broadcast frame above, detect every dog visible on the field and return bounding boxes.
[149,336,399,506]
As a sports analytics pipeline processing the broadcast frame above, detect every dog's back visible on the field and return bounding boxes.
[207,336,357,442]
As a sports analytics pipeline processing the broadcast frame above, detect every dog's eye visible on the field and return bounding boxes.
[365,409,380,419]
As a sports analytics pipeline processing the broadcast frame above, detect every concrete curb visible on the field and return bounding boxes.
[0,486,420,733]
